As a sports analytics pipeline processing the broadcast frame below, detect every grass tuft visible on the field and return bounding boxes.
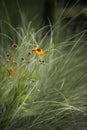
[0,20,87,130]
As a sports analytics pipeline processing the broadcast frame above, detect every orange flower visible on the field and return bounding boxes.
[32,48,44,55]
[7,68,16,76]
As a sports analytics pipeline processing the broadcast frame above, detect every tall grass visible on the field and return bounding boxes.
[0,0,87,129]
[0,19,87,130]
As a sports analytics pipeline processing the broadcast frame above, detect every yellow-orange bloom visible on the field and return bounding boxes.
[32,48,44,55]
[7,68,16,76]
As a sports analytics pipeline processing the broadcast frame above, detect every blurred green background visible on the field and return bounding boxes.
[0,0,87,28]
[0,0,43,28]
[0,0,87,49]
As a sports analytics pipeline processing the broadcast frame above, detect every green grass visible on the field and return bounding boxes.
[0,19,87,130]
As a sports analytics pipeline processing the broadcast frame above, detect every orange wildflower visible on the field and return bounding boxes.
[7,68,16,76]
[32,48,44,55]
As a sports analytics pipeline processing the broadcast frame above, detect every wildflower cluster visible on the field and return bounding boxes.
[6,43,45,76]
